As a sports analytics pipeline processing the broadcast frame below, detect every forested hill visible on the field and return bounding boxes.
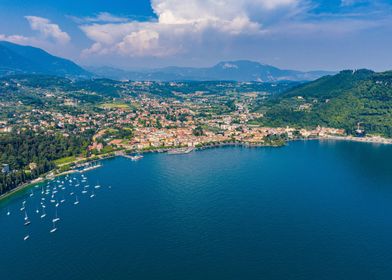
[0,41,91,78]
[257,69,392,137]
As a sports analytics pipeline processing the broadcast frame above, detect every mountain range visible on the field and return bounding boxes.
[88,61,335,82]
[0,41,335,82]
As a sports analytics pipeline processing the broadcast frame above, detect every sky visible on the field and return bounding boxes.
[0,0,391,71]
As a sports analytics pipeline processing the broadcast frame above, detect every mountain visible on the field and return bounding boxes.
[88,60,335,82]
[0,42,332,82]
[0,41,91,78]
[281,69,375,98]
[258,69,392,137]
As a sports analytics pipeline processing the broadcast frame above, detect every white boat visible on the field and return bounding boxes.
[90,190,95,198]
[24,220,31,226]
[52,208,60,222]
[50,222,57,233]
[24,235,30,241]
[74,196,79,205]
[6,208,10,216]
[94,185,101,189]
[40,207,46,219]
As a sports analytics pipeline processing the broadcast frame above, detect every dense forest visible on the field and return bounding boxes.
[0,130,93,194]
[257,70,392,137]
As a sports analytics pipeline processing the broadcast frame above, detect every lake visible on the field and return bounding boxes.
[1,140,392,280]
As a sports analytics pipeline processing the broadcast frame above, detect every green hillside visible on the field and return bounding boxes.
[257,70,392,137]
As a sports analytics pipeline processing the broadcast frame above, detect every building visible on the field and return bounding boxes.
[1,164,10,174]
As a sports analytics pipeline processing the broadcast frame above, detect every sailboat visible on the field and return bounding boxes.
[74,195,79,205]
[50,221,57,233]
[20,201,26,211]
[52,208,60,223]
[40,207,46,219]
[24,211,31,226]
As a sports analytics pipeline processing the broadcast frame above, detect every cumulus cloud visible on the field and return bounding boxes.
[0,34,32,45]
[0,16,70,49]
[25,16,70,44]
[80,0,300,57]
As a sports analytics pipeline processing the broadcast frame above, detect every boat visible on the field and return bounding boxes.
[24,220,31,226]
[52,208,60,222]
[6,209,10,216]
[74,196,79,205]
[23,235,30,241]
[90,190,95,198]
[40,207,46,219]
[50,221,57,233]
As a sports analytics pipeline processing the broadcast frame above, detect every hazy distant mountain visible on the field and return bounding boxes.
[0,41,333,81]
[0,41,91,78]
[88,60,335,82]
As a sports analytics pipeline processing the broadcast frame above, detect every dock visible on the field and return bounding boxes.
[167,147,195,155]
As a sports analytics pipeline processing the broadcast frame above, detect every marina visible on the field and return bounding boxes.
[2,142,392,279]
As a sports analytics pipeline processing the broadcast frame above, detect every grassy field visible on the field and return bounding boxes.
[53,156,77,166]
[99,102,130,109]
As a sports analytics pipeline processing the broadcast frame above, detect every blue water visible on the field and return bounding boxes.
[1,140,392,279]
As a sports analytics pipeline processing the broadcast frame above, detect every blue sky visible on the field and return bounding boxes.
[0,0,391,71]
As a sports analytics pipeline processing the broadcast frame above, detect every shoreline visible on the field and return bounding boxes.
[1,135,391,203]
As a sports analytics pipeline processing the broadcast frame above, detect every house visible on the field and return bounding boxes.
[1,164,10,174]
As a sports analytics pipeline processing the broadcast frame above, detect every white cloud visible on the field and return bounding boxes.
[0,34,32,45]
[69,12,130,24]
[80,0,299,57]
[25,16,70,44]
[0,16,73,58]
